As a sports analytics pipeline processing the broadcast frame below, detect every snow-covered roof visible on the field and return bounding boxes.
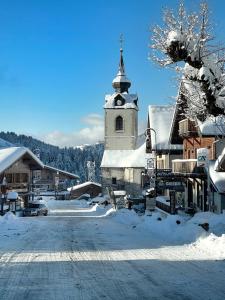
[104,92,138,109]
[0,147,44,174]
[0,138,14,149]
[197,116,225,136]
[44,165,79,179]
[7,191,18,200]
[101,143,152,168]
[148,105,183,151]
[209,160,225,193]
[67,181,102,192]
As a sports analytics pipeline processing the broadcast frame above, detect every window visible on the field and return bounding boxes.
[5,174,12,183]
[112,177,117,184]
[115,116,123,131]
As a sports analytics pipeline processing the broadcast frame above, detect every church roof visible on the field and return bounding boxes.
[101,142,152,168]
[104,92,138,109]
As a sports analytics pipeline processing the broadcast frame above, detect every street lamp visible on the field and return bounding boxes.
[145,128,158,196]
[1,176,7,215]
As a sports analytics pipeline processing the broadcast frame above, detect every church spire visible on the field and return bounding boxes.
[112,35,131,93]
[118,48,125,75]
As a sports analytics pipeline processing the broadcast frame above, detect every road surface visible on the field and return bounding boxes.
[0,203,225,300]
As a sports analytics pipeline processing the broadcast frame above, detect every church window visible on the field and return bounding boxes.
[115,116,123,131]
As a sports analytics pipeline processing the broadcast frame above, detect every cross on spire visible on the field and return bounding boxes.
[119,33,124,51]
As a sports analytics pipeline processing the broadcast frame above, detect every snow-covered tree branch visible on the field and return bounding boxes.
[150,1,225,121]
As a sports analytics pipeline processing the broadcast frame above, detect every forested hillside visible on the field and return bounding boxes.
[0,132,104,182]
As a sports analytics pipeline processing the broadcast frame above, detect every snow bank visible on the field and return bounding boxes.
[191,233,225,259]
[109,209,225,253]
[0,212,31,237]
[0,211,18,224]
[43,199,90,210]
[110,209,143,226]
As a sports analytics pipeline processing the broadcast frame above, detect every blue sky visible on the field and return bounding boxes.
[0,0,225,147]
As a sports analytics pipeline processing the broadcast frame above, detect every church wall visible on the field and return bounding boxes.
[101,167,144,197]
[105,109,138,150]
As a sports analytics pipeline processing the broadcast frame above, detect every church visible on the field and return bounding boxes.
[101,47,150,196]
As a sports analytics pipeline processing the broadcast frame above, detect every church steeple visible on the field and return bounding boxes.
[112,47,131,93]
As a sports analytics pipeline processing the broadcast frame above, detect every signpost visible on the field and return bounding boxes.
[197,148,209,167]
[146,157,156,189]
[197,148,211,210]
[169,190,176,214]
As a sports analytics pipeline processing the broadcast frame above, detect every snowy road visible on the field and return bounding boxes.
[0,204,225,300]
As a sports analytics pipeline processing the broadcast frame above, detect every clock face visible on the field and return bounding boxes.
[116,99,122,106]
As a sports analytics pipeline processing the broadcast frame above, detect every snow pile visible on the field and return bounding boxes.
[141,213,205,244]
[109,209,225,251]
[189,212,225,236]
[191,233,225,259]
[111,209,142,226]
[0,212,31,236]
[1,211,18,223]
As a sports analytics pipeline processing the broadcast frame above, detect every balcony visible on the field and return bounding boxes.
[172,159,204,175]
[179,119,198,137]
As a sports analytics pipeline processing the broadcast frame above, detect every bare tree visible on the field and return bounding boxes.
[150,1,225,121]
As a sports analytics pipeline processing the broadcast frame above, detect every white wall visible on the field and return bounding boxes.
[105,108,138,150]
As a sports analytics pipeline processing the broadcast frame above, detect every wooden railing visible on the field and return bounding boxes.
[179,119,198,137]
[172,159,198,174]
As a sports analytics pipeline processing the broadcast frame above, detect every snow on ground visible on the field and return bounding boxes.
[0,198,225,299]
[106,207,225,260]
[0,212,31,234]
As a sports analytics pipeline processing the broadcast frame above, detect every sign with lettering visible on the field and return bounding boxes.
[197,148,209,167]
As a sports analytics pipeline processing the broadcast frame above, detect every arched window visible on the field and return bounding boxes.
[115,116,123,131]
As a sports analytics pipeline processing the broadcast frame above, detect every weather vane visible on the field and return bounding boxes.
[119,33,124,50]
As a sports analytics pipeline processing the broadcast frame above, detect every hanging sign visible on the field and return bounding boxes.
[197,148,209,167]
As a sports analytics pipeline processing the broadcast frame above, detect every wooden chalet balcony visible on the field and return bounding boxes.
[172,159,203,174]
[179,119,198,137]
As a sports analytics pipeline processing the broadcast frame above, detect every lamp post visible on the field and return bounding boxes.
[145,128,158,196]
[55,171,59,200]
[1,176,7,215]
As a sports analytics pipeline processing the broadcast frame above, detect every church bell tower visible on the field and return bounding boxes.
[104,46,139,150]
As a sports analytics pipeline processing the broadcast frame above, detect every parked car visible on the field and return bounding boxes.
[23,203,48,217]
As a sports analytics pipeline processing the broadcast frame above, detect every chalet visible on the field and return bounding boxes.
[145,105,183,206]
[170,98,225,213]
[68,181,102,199]
[0,146,44,213]
[34,165,79,192]
[147,105,183,169]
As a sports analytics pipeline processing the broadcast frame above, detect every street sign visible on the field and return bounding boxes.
[197,148,209,167]
[146,158,155,169]
[157,181,185,191]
